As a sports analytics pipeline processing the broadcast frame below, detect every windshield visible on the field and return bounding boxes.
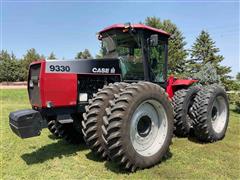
[101,32,142,60]
[101,31,144,80]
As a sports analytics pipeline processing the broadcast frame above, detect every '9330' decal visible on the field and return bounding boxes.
[46,59,121,74]
[49,65,71,72]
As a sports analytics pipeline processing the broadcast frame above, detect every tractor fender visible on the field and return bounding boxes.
[166,75,198,99]
[171,79,198,86]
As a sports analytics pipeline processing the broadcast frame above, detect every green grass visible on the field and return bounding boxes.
[1,89,240,179]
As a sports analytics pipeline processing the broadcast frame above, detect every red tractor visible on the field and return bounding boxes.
[9,23,229,171]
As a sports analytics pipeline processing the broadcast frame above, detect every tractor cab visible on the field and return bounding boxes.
[98,23,170,84]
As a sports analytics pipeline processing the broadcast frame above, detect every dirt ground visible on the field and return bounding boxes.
[0,85,27,89]
[0,82,27,89]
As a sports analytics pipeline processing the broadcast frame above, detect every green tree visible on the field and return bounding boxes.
[190,30,231,88]
[48,52,57,59]
[0,50,11,62]
[40,54,45,59]
[145,17,188,75]
[236,72,240,81]
[0,50,21,82]
[96,49,103,59]
[193,62,221,85]
[21,48,41,80]
[75,49,92,59]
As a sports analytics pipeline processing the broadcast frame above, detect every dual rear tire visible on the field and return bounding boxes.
[82,82,128,159]
[83,82,174,171]
[192,84,229,142]
[172,84,229,142]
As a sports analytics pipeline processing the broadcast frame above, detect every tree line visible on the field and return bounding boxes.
[0,16,239,91]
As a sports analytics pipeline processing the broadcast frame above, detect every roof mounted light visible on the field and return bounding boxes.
[124,22,131,29]
[123,22,133,32]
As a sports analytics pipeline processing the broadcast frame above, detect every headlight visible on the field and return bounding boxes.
[29,80,34,88]
[79,93,88,102]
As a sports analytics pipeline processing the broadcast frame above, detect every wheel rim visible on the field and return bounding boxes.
[211,95,227,133]
[130,100,168,157]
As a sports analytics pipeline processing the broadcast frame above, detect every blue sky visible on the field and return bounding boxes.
[1,1,239,77]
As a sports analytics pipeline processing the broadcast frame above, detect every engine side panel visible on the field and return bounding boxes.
[41,74,77,108]
[41,61,78,108]
[29,59,121,109]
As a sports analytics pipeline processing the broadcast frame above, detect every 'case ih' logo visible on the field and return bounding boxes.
[92,67,115,74]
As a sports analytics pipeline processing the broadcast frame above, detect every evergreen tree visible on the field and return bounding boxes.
[0,50,11,61]
[48,52,57,59]
[75,49,92,59]
[193,62,221,85]
[40,54,45,59]
[96,49,103,59]
[236,72,240,81]
[21,48,41,80]
[0,50,21,82]
[145,17,188,75]
[190,30,231,87]
[22,48,40,68]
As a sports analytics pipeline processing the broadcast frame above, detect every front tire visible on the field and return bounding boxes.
[47,118,62,138]
[106,82,174,171]
[46,115,84,144]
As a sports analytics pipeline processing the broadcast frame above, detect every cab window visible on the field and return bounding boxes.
[150,40,167,82]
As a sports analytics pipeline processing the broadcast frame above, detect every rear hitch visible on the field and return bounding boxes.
[9,109,43,139]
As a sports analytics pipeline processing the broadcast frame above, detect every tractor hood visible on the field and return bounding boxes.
[28,59,121,108]
[45,59,121,75]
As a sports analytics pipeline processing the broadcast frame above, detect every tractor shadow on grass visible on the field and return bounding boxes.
[187,129,207,144]
[48,134,58,140]
[85,151,105,162]
[21,140,88,165]
[104,150,173,174]
[187,136,209,144]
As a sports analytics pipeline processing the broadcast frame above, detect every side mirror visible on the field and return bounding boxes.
[149,34,158,46]
[97,34,102,40]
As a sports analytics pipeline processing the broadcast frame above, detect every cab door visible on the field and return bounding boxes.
[149,39,168,83]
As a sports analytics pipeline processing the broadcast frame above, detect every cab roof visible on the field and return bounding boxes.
[99,23,170,37]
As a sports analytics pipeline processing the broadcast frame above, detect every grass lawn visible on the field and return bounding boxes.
[1,89,240,179]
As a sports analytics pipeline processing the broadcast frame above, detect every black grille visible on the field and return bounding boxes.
[28,64,41,107]
[78,75,120,100]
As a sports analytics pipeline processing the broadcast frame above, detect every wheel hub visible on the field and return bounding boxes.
[137,115,152,137]
[130,100,168,157]
[211,106,218,121]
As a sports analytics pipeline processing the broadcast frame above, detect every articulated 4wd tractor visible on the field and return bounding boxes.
[9,23,229,171]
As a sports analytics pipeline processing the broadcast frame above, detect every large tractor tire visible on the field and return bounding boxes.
[192,84,229,142]
[46,115,84,144]
[105,82,174,171]
[172,86,201,137]
[82,82,128,159]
